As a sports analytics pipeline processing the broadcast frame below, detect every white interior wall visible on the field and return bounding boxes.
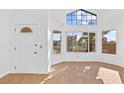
[0,9,124,78]
[63,10,101,62]
[99,10,124,66]
[9,10,49,74]
[49,9,124,67]
[48,9,101,66]
[48,10,64,66]
[0,10,10,77]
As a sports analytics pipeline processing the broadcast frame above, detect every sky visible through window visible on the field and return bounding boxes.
[66,9,97,25]
[53,34,61,41]
[104,30,116,42]
[74,32,82,41]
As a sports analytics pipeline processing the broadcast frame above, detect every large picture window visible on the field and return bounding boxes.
[102,30,116,54]
[66,9,97,25]
[89,33,96,52]
[53,31,61,54]
[67,32,95,52]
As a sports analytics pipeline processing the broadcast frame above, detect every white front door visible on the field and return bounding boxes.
[15,24,38,73]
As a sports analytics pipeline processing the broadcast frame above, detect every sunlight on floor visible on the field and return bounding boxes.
[96,67,122,84]
[83,66,91,72]
[40,66,69,84]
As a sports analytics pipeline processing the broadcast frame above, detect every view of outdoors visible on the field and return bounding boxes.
[67,32,73,52]
[66,9,97,25]
[53,31,61,54]
[67,32,95,52]
[102,30,116,54]
[89,33,95,52]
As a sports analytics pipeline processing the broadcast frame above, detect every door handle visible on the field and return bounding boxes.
[34,51,37,54]
[35,44,37,46]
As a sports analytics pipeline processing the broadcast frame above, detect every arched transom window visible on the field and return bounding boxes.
[21,27,32,33]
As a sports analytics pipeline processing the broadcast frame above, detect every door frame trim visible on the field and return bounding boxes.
[14,24,39,73]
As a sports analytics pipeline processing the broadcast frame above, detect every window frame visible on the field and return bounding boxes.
[66,9,97,25]
[52,30,62,55]
[66,31,96,53]
[102,30,117,55]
